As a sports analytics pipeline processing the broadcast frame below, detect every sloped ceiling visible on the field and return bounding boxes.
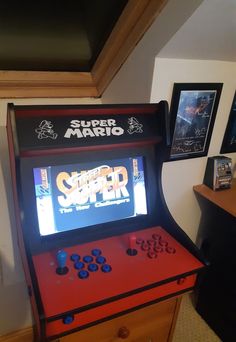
[1,0,234,99]
[0,1,128,71]
[0,0,170,98]
[158,0,236,62]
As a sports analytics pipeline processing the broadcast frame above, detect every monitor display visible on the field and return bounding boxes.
[33,157,147,236]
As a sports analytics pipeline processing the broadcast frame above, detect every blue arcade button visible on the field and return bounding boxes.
[83,255,93,263]
[101,264,112,273]
[70,254,80,262]
[78,270,89,279]
[88,263,99,272]
[74,261,84,270]
[91,249,102,256]
[96,256,106,264]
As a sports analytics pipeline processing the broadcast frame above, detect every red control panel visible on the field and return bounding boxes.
[33,226,203,334]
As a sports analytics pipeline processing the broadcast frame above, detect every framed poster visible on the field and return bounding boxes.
[169,83,223,160]
[220,91,236,154]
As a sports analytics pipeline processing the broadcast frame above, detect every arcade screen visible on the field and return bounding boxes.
[33,157,147,236]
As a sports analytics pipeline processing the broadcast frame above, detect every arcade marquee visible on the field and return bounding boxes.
[7,102,205,341]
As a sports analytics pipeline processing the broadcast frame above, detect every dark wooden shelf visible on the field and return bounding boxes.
[193,178,236,217]
[193,178,236,341]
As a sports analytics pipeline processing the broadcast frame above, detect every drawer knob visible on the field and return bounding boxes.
[62,314,74,324]
[177,277,186,285]
[117,326,130,339]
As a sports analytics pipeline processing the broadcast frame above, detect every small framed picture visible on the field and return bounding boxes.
[220,91,236,154]
[169,83,223,160]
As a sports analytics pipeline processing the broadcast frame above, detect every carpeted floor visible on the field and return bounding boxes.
[173,294,221,342]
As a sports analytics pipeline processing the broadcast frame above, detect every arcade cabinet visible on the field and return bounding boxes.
[7,102,205,341]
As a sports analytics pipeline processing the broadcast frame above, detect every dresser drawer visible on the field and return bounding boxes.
[59,297,179,342]
[46,274,194,338]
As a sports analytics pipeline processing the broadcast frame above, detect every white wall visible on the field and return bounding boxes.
[104,57,236,242]
[158,0,236,62]
[151,58,236,241]
[0,97,101,335]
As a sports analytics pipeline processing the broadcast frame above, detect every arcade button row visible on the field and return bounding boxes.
[127,233,176,258]
[59,235,176,325]
[56,248,112,279]
[56,233,176,277]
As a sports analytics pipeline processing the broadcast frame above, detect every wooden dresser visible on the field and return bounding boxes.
[59,296,181,342]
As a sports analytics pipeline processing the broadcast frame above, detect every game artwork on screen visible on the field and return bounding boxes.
[33,157,147,236]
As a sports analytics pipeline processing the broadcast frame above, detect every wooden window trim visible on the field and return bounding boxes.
[0,0,168,99]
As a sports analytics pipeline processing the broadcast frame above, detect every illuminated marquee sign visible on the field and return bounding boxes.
[15,112,161,151]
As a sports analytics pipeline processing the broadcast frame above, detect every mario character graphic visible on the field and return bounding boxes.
[35,120,58,140]
[127,117,143,134]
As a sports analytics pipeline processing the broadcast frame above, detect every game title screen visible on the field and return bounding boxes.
[33,157,147,236]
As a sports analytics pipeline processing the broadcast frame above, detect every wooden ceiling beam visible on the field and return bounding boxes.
[0,71,98,98]
[92,0,169,96]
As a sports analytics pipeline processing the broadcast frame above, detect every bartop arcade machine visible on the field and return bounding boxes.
[7,102,205,341]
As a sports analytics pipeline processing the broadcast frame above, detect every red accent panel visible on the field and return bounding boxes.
[6,111,43,337]
[32,227,203,320]
[46,275,196,337]
[20,138,161,157]
[15,106,159,118]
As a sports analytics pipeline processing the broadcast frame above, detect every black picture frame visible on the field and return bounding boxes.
[220,91,236,154]
[169,83,223,160]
